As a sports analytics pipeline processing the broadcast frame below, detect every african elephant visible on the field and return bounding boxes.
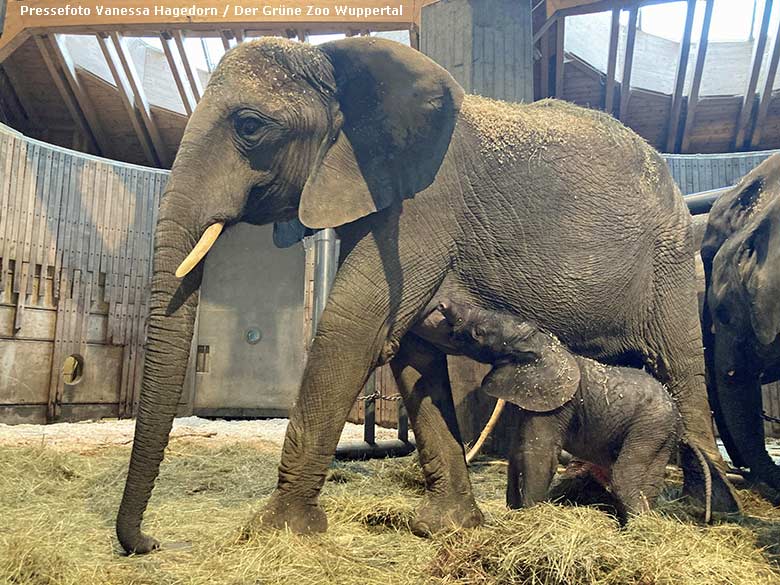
[701,154,780,489]
[432,300,739,523]
[116,37,725,554]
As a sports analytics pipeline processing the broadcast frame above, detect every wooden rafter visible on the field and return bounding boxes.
[555,17,566,98]
[680,0,714,153]
[749,13,780,147]
[172,30,204,102]
[618,6,638,121]
[220,30,237,51]
[109,33,171,166]
[735,0,774,149]
[604,8,620,114]
[47,34,111,156]
[160,31,198,116]
[96,32,159,166]
[665,0,696,153]
[33,35,99,153]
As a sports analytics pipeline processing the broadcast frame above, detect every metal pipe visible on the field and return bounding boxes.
[312,228,339,335]
[684,185,732,215]
[335,438,416,461]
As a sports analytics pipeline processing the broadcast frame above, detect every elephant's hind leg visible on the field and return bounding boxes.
[390,334,484,536]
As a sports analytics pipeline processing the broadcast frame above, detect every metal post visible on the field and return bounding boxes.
[311,228,338,335]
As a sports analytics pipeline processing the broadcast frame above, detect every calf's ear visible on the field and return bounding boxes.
[481,335,580,413]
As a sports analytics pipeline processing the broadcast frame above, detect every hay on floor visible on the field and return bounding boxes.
[0,440,778,585]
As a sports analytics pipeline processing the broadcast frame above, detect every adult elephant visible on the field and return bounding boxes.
[701,154,780,489]
[116,37,726,554]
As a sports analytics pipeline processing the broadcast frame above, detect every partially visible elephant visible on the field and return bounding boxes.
[433,300,738,523]
[116,37,725,554]
[701,154,780,489]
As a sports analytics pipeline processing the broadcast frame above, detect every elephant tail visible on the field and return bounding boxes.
[465,399,506,464]
[680,440,742,523]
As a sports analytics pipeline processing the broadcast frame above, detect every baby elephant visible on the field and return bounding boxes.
[437,300,738,522]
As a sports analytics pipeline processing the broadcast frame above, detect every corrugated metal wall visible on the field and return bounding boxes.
[0,124,166,423]
[664,150,777,195]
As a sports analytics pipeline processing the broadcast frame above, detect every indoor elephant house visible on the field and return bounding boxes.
[1,1,780,584]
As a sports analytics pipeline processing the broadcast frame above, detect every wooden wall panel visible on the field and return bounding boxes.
[561,56,604,109]
[150,105,187,158]
[0,122,166,423]
[755,94,780,151]
[2,38,75,149]
[76,69,148,165]
[622,88,672,150]
[683,96,742,154]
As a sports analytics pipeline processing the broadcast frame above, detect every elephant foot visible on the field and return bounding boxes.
[410,495,484,537]
[254,492,328,534]
[117,530,160,556]
[751,462,780,494]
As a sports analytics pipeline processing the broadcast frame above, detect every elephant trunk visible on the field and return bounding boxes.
[116,194,204,554]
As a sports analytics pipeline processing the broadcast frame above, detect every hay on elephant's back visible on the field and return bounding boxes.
[460,95,661,187]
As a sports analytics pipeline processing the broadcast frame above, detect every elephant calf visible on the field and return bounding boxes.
[436,300,737,522]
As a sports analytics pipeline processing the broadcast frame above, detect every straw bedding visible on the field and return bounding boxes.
[1,438,778,585]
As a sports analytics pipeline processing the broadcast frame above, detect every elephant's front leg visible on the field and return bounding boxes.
[259,215,452,533]
[507,413,562,509]
[390,334,483,536]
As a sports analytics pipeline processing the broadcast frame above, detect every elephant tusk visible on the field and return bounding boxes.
[175,222,225,278]
[465,398,506,464]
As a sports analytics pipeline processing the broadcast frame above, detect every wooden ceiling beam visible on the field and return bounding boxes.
[47,33,112,156]
[547,0,688,19]
[0,0,418,62]
[554,17,566,98]
[680,0,714,153]
[109,32,171,166]
[749,13,780,148]
[618,6,638,121]
[734,0,774,149]
[96,32,159,166]
[33,35,100,154]
[604,8,620,115]
[171,30,204,102]
[160,31,198,116]
[665,0,696,153]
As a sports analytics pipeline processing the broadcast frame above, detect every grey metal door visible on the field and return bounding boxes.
[193,223,305,417]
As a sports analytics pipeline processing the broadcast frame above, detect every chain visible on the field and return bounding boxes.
[763,411,780,424]
[358,392,403,402]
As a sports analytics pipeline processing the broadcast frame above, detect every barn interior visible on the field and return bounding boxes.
[1,1,780,584]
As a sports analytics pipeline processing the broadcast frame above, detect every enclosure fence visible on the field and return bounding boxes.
[0,121,779,438]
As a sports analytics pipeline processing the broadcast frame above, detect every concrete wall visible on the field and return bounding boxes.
[421,0,534,103]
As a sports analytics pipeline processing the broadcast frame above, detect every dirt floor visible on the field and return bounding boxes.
[1,418,779,585]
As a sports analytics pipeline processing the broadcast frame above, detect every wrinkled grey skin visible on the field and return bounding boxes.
[434,300,739,522]
[701,154,780,490]
[116,37,724,554]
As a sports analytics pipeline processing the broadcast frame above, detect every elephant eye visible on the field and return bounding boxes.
[235,112,265,140]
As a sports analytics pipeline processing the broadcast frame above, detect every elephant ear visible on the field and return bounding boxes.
[481,335,581,413]
[737,199,780,346]
[273,218,313,248]
[299,37,464,229]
